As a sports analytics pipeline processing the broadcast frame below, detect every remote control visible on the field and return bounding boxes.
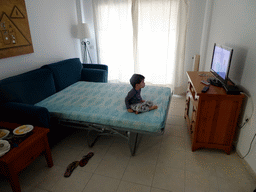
[202,86,209,93]
[201,80,210,85]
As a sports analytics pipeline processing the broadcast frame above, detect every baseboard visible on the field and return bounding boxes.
[236,151,256,179]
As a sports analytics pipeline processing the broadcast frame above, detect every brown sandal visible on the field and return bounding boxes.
[64,161,79,177]
[79,152,94,167]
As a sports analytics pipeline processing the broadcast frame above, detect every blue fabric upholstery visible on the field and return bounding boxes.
[0,102,50,128]
[81,68,107,82]
[36,81,172,133]
[82,63,108,71]
[0,68,56,105]
[42,58,82,92]
[0,58,108,128]
[82,64,108,82]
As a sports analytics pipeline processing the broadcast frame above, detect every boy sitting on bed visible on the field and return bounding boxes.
[125,74,158,114]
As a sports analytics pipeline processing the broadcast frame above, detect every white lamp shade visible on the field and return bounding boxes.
[77,23,91,39]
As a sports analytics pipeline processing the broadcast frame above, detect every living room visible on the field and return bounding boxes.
[0,0,256,191]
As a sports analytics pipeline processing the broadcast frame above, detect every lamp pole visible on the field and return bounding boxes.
[81,40,92,64]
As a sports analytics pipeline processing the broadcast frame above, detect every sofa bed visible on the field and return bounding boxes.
[0,58,172,155]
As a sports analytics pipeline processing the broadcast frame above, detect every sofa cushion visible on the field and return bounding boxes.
[42,58,82,92]
[0,68,56,105]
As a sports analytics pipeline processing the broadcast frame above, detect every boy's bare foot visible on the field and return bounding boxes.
[135,111,139,114]
[149,105,158,111]
[127,109,134,113]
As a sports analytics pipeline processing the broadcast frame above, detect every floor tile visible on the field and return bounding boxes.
[1,95,256,192]
[164,124,187,138]
[185,153,217,177]
[167,115,187,127]
[152,167,185,192]
[0,177,13,192]
[24,187,50,192]
[106,137,132,158]
[122,161,156,186]
[169,103,185,116]
[33,165,63,191]
[82,174,120,192]
[50,169,92,192]
[117,181,151,192]
[150,188,171,192]
[217,175,256,192]
[157,149,186,170]
[184,170,219,192]
[161,135,187,152]
[52,147,83,168]
[94,155,130,179]
[128,135,162,165]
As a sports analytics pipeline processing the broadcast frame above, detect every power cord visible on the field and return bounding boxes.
[239,133,256,159]
[237,118,250,129]
[237,92,254,129]
[237,92,255,159]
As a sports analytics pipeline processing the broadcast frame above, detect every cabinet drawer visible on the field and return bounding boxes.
[192,106,197,122]
[188,82,199,101]
[190,120,196,140]
[193,98,199,111]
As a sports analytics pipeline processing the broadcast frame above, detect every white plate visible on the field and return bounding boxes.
[0,148,10,157]
[0,140,10,157]
[0,129,10,140]
[13,125,34,136]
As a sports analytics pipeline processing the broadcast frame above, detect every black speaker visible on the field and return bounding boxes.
[207,78,223,87]
[224,85,241,95]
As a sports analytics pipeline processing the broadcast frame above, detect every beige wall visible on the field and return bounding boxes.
[202,0,256,174]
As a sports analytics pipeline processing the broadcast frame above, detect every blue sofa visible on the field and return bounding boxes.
[0,58,108,128]
[0,58,172,156]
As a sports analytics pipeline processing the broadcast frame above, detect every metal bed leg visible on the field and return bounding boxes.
[128,132,141,156]
[87,130,100,147]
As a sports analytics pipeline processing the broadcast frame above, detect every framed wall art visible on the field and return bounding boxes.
[0,0,34,59]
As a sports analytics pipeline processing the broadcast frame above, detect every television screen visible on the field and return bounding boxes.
[210,44,233,84]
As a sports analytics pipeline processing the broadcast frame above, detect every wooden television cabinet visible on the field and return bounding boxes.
[184,71,244,154]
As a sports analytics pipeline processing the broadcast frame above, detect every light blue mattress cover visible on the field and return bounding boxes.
[35,81,172,133]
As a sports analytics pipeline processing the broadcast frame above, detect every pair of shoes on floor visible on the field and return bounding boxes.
[64,152,94,177]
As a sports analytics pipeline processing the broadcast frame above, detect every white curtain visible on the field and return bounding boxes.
[93,0,188,94]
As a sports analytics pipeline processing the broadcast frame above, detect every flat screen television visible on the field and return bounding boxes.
[208,43,233,87]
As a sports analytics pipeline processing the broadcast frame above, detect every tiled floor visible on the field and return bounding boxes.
[1,95,256,192]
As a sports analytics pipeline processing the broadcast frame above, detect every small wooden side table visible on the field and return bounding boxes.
[0,122,53,192]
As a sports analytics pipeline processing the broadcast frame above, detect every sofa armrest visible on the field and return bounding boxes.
[0,102,50,128]
[82,64,108,71]
[82,64,108,82]
[81,68,108,82]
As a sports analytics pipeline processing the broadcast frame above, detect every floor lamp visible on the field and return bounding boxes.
[77,23,92,64]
